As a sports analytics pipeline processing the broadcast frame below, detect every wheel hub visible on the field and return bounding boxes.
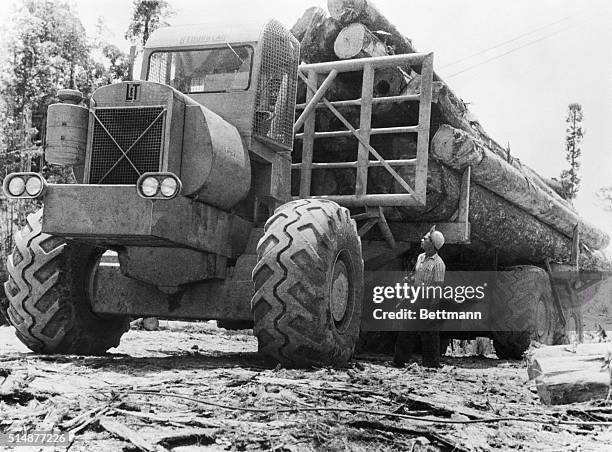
[330,259,350,323]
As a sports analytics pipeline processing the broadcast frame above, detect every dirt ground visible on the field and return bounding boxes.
[1,322,612,452]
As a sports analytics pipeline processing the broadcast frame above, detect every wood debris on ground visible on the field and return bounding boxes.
[1,322,612,451]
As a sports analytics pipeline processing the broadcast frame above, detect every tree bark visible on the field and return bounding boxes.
[291,7,327,43]
[405,75,581,207]
[299,16,343,63]
[376,159,573,265]
[432,125,610,250]
[526,344,611,405]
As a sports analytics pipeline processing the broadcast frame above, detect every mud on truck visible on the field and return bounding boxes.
[2,19,606,367]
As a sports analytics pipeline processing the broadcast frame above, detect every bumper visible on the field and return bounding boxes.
[42,184,251,257]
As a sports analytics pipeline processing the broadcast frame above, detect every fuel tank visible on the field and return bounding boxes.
[45,91,88,167]
[180,100,251,208]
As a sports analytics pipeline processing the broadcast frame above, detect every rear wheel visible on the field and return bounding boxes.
[251,199,363,367]
[490,266,564,359]
[3,210,129,354]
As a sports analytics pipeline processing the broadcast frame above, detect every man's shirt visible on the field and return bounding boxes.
[414,252,446,286]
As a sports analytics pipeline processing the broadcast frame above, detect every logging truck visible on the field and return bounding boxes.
[1,18,607,367]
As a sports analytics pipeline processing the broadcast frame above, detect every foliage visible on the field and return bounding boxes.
[0,0,131,260]
[559,103,584,201]
[0,0,93,177]
[103,44,131,82]
[125,0,174,47]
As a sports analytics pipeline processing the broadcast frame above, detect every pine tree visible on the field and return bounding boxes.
[559,103,584,201]
[125,0,174,48]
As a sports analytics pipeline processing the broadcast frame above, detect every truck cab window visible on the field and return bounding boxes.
[147,46,253,93]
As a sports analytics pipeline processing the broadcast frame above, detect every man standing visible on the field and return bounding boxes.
[393,226,446,368]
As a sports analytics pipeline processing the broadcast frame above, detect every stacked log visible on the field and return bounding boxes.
[292,6,342,63]
[431,125,609,250]
[290,1,610,265]
[328,0,417,55]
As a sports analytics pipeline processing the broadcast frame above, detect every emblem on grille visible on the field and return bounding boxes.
[126,83,140,101]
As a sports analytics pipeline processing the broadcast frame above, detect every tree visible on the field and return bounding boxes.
[125,0,174,48]
[102,45,131,82]
[559,103,584,201]
[0,0,94,159]
[0,0,107,256]
[91,17,130,84]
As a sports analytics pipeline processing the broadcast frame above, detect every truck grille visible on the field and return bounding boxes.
[89,106,165,184]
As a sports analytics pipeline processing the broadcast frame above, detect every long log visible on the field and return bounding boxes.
[381,159,574,264]
[432,125,610,250]
[295,128,575,265]
[526,344,611,405]
[543,177,570,200]
[405,77,579,209]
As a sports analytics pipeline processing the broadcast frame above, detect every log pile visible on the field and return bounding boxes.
[526,343,612,405]
[290,0,610,266]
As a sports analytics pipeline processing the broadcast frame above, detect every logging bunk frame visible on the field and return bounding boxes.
[292,52,471,248]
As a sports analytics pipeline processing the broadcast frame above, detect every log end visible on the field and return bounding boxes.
[334,23,367,59]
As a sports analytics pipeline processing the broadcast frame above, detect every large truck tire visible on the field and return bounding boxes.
[490,265,564,359]
[3,210,130,354]
[251,199,363,367]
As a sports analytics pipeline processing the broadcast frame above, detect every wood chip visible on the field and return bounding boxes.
[99,416,161,452]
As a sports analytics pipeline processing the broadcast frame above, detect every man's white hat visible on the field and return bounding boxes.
[430,230,445,250]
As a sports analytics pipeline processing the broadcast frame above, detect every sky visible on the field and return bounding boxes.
[1,0,612,242]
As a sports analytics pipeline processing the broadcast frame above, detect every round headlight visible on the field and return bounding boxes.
[160,177,178,197]
[140,176,159,197]
[25,177,43,196]
[8,177,26,196]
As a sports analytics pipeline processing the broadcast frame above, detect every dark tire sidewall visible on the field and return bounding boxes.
[4,209,129,354]
[252,199,364,367]
[491,266,557,359]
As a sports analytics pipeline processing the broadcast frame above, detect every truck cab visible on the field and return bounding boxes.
[141,21,299,154]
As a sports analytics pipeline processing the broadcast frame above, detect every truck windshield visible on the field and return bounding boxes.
[147,45,253,93]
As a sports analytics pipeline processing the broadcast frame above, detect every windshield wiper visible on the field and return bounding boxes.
[226,42,244,64]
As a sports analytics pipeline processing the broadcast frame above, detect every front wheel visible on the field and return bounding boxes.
[251,199,363,367]
[4,210,130,354]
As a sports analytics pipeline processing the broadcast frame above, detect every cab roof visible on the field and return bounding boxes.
[144,20,272,49]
